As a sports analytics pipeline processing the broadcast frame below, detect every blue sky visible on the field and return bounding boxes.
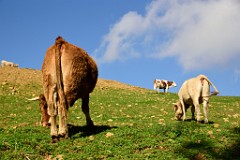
[1,0,240,96]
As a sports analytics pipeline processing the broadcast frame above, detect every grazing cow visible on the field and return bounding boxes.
[154,79,177,93]
[173,74,219,123]
[42,36,98,142]
[1,60,19,67]
[28,94,50,127]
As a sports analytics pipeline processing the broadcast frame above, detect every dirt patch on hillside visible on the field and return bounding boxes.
[0,67,145,91]
[0,67,42,85]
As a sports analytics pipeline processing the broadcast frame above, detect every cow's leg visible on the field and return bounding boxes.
[165,85,169,93]
[82,95,94,127]
[193,100,201,122]
[202,81,210,124]
[191,105,195,120]
[180,100,186,121]
[154,84,160,93]
[203,99,209,124]
[47,90,58,142]
[156,87,160,93]
[153,84,157,91]
[58,99,68,139]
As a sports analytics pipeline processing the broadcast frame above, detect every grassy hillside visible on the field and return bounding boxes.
[0,67,239,159]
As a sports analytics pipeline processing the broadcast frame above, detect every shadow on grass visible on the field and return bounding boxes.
[178,118,215,124]
[68,124,117,138]
[175,127,240,160]
[220,127,240,159]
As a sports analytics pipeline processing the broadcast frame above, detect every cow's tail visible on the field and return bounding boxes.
[200,75,219,96]
[55,36,68,109]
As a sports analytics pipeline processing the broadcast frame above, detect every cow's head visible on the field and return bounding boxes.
[173,101,183,120]
[172,81,177,87]
[38,94,50,127]
[28,94,50,127]
[168,81,177,87]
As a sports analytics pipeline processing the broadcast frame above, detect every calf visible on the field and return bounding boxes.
[154,79,177,93]
[173,74,219,123]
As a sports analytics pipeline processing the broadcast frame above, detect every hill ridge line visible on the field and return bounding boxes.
[0,67,146,91]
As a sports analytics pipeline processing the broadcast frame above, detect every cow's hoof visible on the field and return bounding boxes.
[197,120,205,123]
[87,120,94,127]
[51,135,59,143]
[86,122,95,132]
[59,134,68,141]
[42,122,51,127]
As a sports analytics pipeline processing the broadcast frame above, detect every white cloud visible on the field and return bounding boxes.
[94,0,240,71]
[94,11,145,63]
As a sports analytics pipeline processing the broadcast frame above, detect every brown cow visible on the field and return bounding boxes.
[173,74,219,123]
[42,36,98,142]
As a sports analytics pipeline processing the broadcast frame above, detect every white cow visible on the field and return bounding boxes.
[173,74,219,123]
[1,60,18,67]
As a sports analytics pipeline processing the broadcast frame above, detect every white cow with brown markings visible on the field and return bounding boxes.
[154,79,177,93]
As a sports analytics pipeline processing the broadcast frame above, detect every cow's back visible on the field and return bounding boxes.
[61,43,98,104]
[42,45,57,89]
[178,80,191,103]
[187,78,202,98]
[42,42,98,107]
[178,76,210,105]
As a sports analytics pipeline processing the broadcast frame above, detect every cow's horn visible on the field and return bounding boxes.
[27,97,40,101]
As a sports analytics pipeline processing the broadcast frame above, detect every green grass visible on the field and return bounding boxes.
[0,82,240,159]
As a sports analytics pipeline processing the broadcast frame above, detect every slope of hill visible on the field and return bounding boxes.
[0,67,145,92]
[0,66,240,159]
